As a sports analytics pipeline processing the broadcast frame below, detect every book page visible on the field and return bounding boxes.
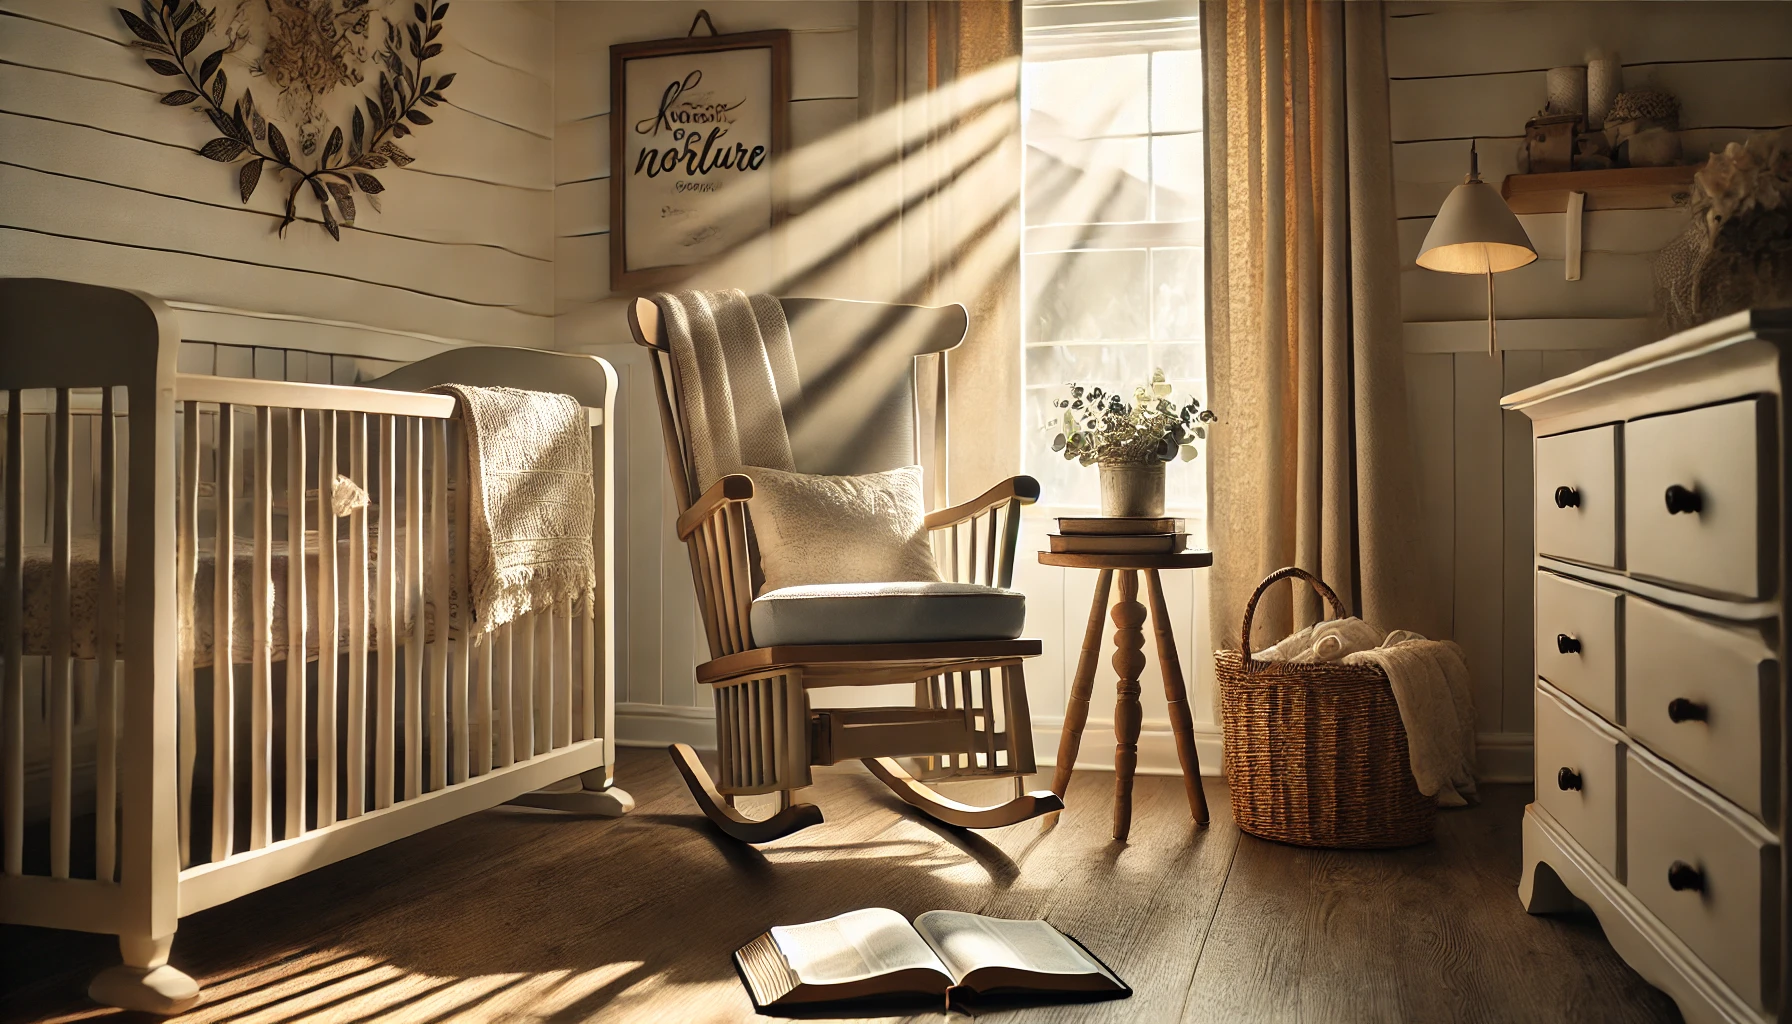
[770,908,952,987]
[913,912,1119,986]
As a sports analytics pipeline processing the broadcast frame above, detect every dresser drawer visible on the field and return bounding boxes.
[1534,572,1621,722]
[1626,750,1780,1012]
[1535,685,1623,877]
[1535,425,1619,568]
[1624,597,1778,823]
[1625,398,1775,599]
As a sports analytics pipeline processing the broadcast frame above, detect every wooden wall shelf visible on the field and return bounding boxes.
[1501,166,1699,215]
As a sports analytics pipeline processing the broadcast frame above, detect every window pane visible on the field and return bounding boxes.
[1152,132,1204,222]
[1150,343,1205,382]
[1151,247,1205,340]
[1151,50,1204,133]
[1025,250,1149,341]
[1025,137,1149,225]
[1024,54,1149,138]
[1025,343,1152,388]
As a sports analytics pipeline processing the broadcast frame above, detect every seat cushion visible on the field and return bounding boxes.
[749,582,1026,646]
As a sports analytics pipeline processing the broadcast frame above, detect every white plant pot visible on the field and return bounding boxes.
[1099,461,1166,518]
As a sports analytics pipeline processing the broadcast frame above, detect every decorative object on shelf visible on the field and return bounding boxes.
[1417,142,1539,357]
[1049,369,1215,518]
[1605,90,1681,168]
[117,0,456,240]
[1524,112,1583,174]
[1586,51,1622,129]
[609,10,790,291]
[1654,130,1792,333]
[1545,65,1587,117]
[1574,131,1614,172]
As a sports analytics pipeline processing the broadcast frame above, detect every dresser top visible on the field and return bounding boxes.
[1501,308,1792,414]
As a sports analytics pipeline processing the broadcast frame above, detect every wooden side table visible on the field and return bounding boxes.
[1038,551,1214,840]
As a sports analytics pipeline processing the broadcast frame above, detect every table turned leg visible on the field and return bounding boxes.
[1144,569,1209,826]
[1052,569,1114,799]
[1111,570,1147,841]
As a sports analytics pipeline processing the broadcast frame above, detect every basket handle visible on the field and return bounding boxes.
[1239,566,1351,672]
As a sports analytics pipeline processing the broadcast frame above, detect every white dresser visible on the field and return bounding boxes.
[1505,309,1792,1024]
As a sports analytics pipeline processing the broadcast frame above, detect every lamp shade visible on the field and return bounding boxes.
[1416,179,1538,275]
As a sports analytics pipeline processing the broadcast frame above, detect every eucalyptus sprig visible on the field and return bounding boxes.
[118,0,456,240]
[1049,369,1216,466]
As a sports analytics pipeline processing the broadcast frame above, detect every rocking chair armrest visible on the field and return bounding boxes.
[676,474,755,541]
[924,475,1041,531]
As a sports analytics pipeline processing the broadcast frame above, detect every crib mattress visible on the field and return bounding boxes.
[12,533,437,667]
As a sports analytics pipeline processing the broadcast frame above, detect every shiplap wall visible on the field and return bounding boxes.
[550,2,872,744]
[0,0,557,360]
[1390,1,1792,779]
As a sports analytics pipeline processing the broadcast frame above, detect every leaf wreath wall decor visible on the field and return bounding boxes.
[118,0,457,240]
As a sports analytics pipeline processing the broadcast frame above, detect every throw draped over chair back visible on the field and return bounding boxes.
[634,296,968,502]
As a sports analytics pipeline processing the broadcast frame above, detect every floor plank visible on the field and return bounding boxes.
[3,751,1681,1024]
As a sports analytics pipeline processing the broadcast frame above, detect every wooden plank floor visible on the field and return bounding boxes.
[4,749,1682,1024]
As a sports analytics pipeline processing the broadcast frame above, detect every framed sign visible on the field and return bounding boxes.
[609,25,790,291]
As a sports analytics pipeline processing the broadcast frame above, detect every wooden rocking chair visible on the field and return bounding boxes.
[628,296,1063,842]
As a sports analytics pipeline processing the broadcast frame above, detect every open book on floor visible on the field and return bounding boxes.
[734,908,1130,1012]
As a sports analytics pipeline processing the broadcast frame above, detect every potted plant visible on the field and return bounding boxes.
[1050,369,1215,517]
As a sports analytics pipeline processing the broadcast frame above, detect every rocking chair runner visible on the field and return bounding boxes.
[628,295,1063,842]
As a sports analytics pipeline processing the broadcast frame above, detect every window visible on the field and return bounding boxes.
[1020,0,1206,513]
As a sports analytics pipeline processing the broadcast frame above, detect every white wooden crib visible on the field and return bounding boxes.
[0,279,630,1013]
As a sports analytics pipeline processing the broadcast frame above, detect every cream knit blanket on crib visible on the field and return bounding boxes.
[430,384,596,634]
[651,289,799,490]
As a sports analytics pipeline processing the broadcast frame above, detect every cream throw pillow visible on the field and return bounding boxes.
[744,465,943,594]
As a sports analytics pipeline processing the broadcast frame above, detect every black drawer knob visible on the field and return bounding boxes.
[1664,484,1702,515]
[1554,486,1581,509]
[1556,633,1581,655]
[1667,861,1704,892]
[1667,698,1708,723]
[1556,767,1582,792]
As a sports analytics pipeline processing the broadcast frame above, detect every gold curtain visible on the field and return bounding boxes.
[1204,0,1441,647]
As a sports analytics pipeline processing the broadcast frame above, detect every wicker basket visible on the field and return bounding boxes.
[1215,567,1435,849]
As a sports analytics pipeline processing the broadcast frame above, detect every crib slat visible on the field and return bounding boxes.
[283,407,306,840]
[213,403,236,861]
[250,406,273,850]
[176,403,198,866]
[496,622,514,768]
[474,635,492,776]
[95,389,118,879]
[3,390,20,876]
[450,423,470,782]
[428,420,449,789]
[579,599,595,743]
[404,418,423,800]
[48,390,72,878]
[374,415,396,809]
[346,412,367,819]
[555,605,572,750]
[316,410,339,829]
[533,612,551,756]
[514,614,534,759]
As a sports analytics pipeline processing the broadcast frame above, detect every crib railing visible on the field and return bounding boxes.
[2,375,606,896]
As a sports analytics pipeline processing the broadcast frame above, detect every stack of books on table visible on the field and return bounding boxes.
[1048,517,1189,554]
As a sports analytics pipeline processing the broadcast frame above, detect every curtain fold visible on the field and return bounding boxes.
[1204,0,1441,648]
